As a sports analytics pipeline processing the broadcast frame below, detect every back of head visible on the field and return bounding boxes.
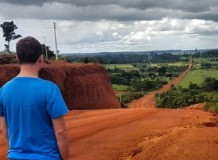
[16,37,42,64]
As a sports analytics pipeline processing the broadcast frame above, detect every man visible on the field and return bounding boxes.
[0,37,69,160]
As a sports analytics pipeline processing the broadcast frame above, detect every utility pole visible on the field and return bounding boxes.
[44,37,48,60]
[54,22,58,60]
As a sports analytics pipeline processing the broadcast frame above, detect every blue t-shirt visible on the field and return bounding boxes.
[0,77,69,160]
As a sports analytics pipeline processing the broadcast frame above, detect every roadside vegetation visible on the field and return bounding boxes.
[156,50,218,114]
[103,54,189,108]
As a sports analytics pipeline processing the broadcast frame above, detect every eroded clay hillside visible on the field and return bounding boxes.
[0,61,120,110]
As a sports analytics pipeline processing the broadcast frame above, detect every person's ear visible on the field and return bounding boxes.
[38,54,44,63]
[16,55,19,61]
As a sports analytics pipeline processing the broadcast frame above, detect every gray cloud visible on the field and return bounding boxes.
[0,0,116,6]
[2,0,218,12]
[117,0,218,12]
[193,13,218,22]
[2,2,217,22]
[0,0,218,22]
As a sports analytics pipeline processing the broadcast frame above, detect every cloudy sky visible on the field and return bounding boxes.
[0,0,218,53]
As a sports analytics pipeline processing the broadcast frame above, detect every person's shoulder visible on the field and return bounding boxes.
[1,78,16,88]
[39,78,59,89]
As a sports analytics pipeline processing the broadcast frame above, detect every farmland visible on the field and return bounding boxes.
[157,52,218,113]
[104,64,136,70]
[105,58,189,107]
[178,69,218,88]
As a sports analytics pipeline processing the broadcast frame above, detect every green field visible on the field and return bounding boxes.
[150,62,188,67]
[112,84,129,91]
[178,69,218,88]
[104,64,137,71]
[105,62,188,69]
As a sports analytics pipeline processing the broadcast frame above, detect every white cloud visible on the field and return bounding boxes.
[1,1,218,53]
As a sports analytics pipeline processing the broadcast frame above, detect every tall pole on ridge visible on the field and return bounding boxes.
[44,36,48,60]
[54,22,58,60]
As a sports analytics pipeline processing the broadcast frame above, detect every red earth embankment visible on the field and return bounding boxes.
[0,62,120,110]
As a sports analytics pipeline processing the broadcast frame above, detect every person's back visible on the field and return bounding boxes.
[0,37,69,160]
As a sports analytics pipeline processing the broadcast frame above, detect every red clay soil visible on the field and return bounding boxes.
[1,108,218,160]
[0,62,120,110]
[128,58,193,108]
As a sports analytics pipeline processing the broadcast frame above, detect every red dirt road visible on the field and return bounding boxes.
[1,108,218,160]
[66,108,218,160]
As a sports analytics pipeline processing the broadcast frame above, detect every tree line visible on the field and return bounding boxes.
[66,49,218,65]
[65,52,185,64]
[193,50,218,58]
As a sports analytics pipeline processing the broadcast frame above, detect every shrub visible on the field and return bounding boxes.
[119,92,145,108]
[0,54,17,64]
[204,102,218,114]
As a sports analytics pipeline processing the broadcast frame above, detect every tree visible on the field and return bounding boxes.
[158,66,167,76]
[41,44,55,59]
[201,77,218,91]
[0,21,22,52]
[82,57,89,64]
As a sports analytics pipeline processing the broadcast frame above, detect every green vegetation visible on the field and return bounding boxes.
[105,64,136,70]
[157,50,218,114]
[107,60,188,108]
[204,102,218,114]
[117,92,145,108]
[107,64,186,92]
[150,62,188,67]
[156,77,218,109]
[65,52,187,64]
[178,69,218,88]
[112,84,129,91]
[193,50,218,58]
[0,21,22,52]
[0,53,17,64]
[61,50,218,112]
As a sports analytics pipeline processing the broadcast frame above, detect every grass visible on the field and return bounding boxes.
[149,62,188,67]
[204,102,218,114]
[193,58,218,69]
[112,84,129,91]
[105,62,189,70]
[104,64,135,70]
[178,69,218,88]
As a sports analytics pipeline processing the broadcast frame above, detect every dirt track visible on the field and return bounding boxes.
[128,58,193,108]
[1,58,218,160]
[65,108,218,160]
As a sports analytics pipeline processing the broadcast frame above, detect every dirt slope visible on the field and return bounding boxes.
[0,62,120,109]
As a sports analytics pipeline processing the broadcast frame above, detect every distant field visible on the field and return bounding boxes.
[104,64,136,70]
[105,62,188,69]
[193,58,218,69]
[150,62,188,67]
[112,84,129,91]
[178,69,218,88]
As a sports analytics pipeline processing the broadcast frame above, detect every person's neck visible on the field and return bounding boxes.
[17,64,39,78]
